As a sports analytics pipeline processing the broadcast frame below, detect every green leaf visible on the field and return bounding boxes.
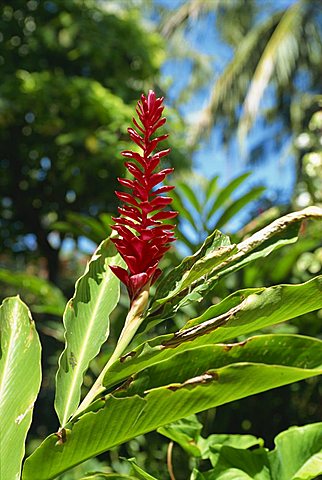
[158,414,263,462]
[193,423,322,480]
[177,181,201,213]
[103,276,322,390]
[268,423,322,480]
[175,243,236,293]
[0,297,41,480]
[205,175,219,201]
[55,237,124,427]
[0,268,66,316]
[191,469,206,480]
[150,229,232,309]
[205,446,271,479]
[158,415,203,456]
[158,415,262,460]
[67,212,111,244]
[201,433,263,463]
[81,475,137,480]
[111,334,322,397]
[127,459,158,479]
[147,207,322,318]
[171,189,197,229]
[137,229,232,336]
[213,186,265,230]
[53,212,113,245]
[22,336,322,480]
[206,172,251,222]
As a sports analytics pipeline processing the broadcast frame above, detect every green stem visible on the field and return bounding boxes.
[72,284,150,419]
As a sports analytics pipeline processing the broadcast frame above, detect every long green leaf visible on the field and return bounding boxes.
[55,237,124,427]
[204,445,271,479]
[177,181,201,213]
[213,186,265,230]
[171,189,197,229]
[206,172,251,222]
[158,415,204,456]
[112,334,322,397]
[153,229,231,302]
[126,460,158,480]
[103,276,322,390]
[205,175,219,201]
[147,207,322,318]
[138,230,233,334]
[23,336,322,480]
[0,297,41,480]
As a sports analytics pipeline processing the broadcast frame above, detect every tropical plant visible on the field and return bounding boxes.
[1,91,322,480]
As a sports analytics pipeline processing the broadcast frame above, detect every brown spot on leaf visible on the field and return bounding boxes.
[114,376,134,393]
[69,352,77,369]
[223,339,248,351]
[166,372,219,391]
[55,428,67,445]
[120,350,136,363]
[167,385,180,392]
[223,344,233,352]
[162,306,241,348]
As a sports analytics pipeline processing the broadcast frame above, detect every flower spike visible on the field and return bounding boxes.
[110,90,177,302]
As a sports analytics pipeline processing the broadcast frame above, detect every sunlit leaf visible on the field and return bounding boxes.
[103,275,322,390]
[147,207,322,319]
[55,238,124,427]
[0,297,41,480]
[23,334,322,480]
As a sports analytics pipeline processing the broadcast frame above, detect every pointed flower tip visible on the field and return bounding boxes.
[110,91,177,302]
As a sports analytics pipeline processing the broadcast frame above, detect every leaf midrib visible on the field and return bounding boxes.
[60,269,113,426]
[0,300,19,410]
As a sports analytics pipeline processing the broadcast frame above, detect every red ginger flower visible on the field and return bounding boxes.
[110,90,177,302]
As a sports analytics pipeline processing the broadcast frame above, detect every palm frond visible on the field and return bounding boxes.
[160,0,217,38]
[238,1,303,141]
[190,10,285,144]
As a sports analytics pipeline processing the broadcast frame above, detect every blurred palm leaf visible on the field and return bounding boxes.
[172,172,265,252]
[193,10,284,141]
[160,0,322,148]
[160,0,217,38]
[239,1,303,141]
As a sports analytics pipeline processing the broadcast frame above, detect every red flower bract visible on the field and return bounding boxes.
[110,90,177,302]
